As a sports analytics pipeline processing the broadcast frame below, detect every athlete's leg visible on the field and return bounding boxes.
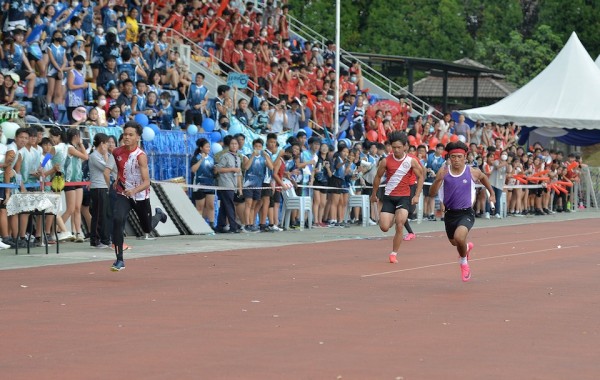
[449,225,469,257]
[392,208,408,253]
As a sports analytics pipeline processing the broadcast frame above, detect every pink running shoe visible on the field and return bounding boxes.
[403,233,416,241]
[460,263,471,282]
[466,242,474,260]
[389,253,398,264]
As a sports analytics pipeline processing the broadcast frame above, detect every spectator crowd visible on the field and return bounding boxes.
[0,0,588,248]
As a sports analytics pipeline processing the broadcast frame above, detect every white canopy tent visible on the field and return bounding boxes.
[596,54,600,69]
[461,32,600,132]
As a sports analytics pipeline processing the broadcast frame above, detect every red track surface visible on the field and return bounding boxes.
[1,219,600,379]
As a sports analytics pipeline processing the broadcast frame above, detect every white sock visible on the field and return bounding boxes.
[460,256,468,265]
[390,251,397,256]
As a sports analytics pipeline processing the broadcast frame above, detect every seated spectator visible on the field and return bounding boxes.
[97,55,119,96]
[106,104,125,127]
[0,72,18,105]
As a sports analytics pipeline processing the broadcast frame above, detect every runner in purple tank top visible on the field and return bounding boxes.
[429,141,495,282]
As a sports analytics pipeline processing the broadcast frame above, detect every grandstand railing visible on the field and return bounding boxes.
[282,13,444,121]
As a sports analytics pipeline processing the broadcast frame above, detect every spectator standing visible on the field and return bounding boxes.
[186,73,208,126]
[454,115,471,145]
[488,151,509,218]
[214,137,243,234]
[242,139,269,232]
[62,128,89,243]
[286,100,303,134]
[190,138,216,229]
[269,99,287,133]
[66,55,88,124]
[88,133,113,249]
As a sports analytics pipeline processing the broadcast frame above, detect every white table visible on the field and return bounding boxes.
[6,192,62,255]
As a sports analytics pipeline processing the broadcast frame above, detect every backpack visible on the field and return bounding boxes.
[31,96,54,122]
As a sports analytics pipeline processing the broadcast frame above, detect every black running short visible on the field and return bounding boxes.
[381,195,411,215]
[444,208,475,240]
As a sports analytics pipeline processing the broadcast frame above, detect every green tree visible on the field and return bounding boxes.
[474,24,563,86]
[537,0,600,57]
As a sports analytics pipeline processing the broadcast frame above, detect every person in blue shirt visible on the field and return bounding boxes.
[424,143,446,221]
[185,72,208,126]
[157,91,177,130]
[326,145,351,226]
[106,104,125,127]
[242,138,271,232]
[191,138,216,228]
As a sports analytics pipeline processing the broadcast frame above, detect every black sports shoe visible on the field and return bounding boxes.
[156,208,168,223]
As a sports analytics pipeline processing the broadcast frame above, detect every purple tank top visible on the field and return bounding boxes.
[440,165,475,210]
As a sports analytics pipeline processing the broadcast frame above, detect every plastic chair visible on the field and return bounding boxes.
[281,179,312,231]
[345,194,371,227]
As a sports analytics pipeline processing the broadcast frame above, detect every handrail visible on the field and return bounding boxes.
[284,14,444,121]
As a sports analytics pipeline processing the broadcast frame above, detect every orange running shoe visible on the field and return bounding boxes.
[389,253,398,264]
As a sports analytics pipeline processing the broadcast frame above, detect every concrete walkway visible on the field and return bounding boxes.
[1,209,598,271]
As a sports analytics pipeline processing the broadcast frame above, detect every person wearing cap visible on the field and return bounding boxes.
[429,141,495,282]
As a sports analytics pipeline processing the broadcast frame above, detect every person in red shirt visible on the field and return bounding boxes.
[111,122,168,271]
[276,59,291,102]
[279,5,290,39]
[230,12,244,42]
[242,39,258,85]
[286,68,303,100]
[231,40,245,73]
[278,40,292,63]
[213,10,231,48]
[370,131,424,264]
[163,3,185,32]
[312,91,328,131]
[221,31,235,69]
[267,62,280,100]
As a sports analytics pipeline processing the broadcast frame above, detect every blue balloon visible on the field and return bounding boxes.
[202,118,215,132]
[211,142,223,155]
[337,130,346,140]
[210,131,222,142]
[134,113,149,127]
[302,126,313,138]
[187,124,198,135]
[147,123,159,133]
[142,127,155,142]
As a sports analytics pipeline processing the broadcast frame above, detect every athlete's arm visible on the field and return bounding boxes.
[428,163,448,198]
[369,158,386,204]
[471,167,496,205]
[411,157,425,205]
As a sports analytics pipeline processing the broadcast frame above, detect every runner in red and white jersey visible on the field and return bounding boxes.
[371,131,424,264]
[110,122,168,272]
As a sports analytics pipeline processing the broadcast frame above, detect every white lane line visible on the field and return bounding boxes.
[361,245,579,278]
[479,231,600,247]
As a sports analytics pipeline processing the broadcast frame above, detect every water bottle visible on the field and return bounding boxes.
[87,83,94,104]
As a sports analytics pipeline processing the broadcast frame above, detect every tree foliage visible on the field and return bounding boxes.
[289,0,596,85]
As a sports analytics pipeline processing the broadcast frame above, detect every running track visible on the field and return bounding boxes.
[1,218,599,379]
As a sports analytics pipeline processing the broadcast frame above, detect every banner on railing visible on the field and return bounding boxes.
[226,73,249,89]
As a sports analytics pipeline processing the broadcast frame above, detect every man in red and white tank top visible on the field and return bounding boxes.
[370,131,424,264]
[110,122,168,272]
